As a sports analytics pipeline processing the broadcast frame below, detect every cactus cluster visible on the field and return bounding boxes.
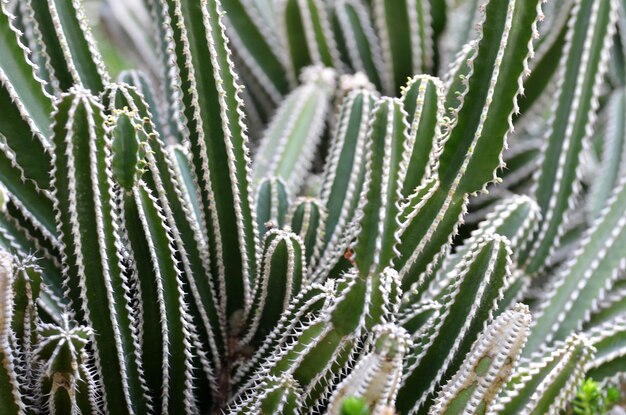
[0,0,625,413]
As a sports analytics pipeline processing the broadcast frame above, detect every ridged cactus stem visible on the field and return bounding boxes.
[327,324,411,415]
[0,251,26,415]
[163,0,258,328]
[50,89,149,414]
[429,304,531,415]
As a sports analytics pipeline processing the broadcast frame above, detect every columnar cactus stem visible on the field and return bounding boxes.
[523,0,618,272]
[50,90,149,414]
[394,0,543,290]
[327,324,411,415]
[162,0,259,327]
[36,316,100,415]
[397,234,513,414]
[242,228,305,347]
[429,304,531,415]
[255,177,290,238]
[493,334,594,414]
[0,251,26,415]
[24,0,109,92]
[276,0,342,82]
[312,87,376,280]
[331,0,389,94]
[254,66,336,194]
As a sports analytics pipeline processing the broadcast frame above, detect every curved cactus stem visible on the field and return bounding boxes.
[142,0,184,143]
[36,316,101,415]
[312,88,376,281]
[416,195,540,303]
[525,176,626,355]
[394,0,543,290]
[253,66,335,194]
[429,304,531,415]
[327,324,410,415]
[242,229,305,348]
[515,0,573,123]
[50,90,149,414]
[255,177,290,238]
[371,0,434,94]
[24,0,109,92]
[276,0,342,82]
[352,97,410,278]
[396,234,513,415]
[0,2,53,190]
[331,0,389,94]
[288,197,326,268]
[492,334,595,414]
[523,0,618,273]
[162,0,259,323]
[0,146,57,248]
[232,281,336,387]
[400,75,446,199]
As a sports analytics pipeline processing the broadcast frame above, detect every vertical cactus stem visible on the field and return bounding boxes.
[276,0,343,82]
[165,0,259,325]
[312,87,376,280]
[29,0,110,92]
[103,83,225,371]
[132,181,199,413]
[255,177,290,238]
[371,0,434,94]
[327,324,411,415]
[393,0,543,290]
[117,70,168,141]
[288,197,326,269]
[332,0,390,94]
[253,66,336,194]
[50,89,149,414]
[221,0,291,103]
[241,228,305,347]
[400,75,447,198]
[0,250,26,415]
[429,304,531,415]
[587,89,626,219]
[353,97,410,278]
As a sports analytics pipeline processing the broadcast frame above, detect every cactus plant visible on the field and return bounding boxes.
[0,0,626,413]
